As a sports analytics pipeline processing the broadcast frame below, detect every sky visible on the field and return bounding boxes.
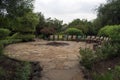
[34,0,106,23]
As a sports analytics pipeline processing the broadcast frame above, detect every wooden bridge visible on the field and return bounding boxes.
[48,35,110,43]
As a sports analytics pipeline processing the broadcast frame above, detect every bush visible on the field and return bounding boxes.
[98,25,120,42]
[0,67,6,79]
[0,56,32,80]
[93,65,120,80]
[0,41,4,55]
[80,48,96,69]
[65,28,83,35]
[0,39,22,46]
[0,28,11,39]
[15,62,31,80]
[95,43,119,60]
[80,43,120,69]
[40,27,56,36]
[11,33,35,41]
[112,66,120,80]
[93,72,113,80]
[11,12,39,33]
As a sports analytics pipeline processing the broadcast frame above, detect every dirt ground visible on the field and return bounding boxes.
[4,40,93,80]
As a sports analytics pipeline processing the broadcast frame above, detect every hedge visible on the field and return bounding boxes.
[0,28,11,39]
[98,25,120,41]
[11,33,35,42]
[65,28,83,35]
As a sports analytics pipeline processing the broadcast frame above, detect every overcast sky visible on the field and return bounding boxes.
[34,0,106,23]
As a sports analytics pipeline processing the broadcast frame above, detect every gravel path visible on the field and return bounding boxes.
[5,40,93,80]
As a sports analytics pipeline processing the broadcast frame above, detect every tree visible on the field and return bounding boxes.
[36,12,46,36]
[0,0,34,29]
[36,14,64,36]
[11,12,39,33]
[97,0,120,27]
[98,25,120,42]
[45,18,63,33]
[0,0,38,41]
[67,19,94,35]
[0,0,34,17]
[65,28,83,36]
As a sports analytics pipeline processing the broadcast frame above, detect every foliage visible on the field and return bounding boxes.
[0,67,6,79]
[11,33,35,42]
[113,65,120,80]
[92,18,103,35]
[80,48,96,69]
[98,25,120,41]
[65,28,83,36]
[0,55,32,80]
[0,28,11,39]
[0,17,10,29]
[11,12,39,33]
[0,43,3,56]
[0,0,36,80]
[36,13,64,37]
[0,39,22,46]
[93,72,113,80]
[67,19,94,35]
[15,62,31,80]
[45,18,63,33]
[40,27,56,36]
[36,12,46,36]
[0,0,35,31]
[96,0,120,28]
[0,0,38,41]
[96,43,119,60]
[80,42,120,69]
[93,65,120,80]
[0,0,34,17]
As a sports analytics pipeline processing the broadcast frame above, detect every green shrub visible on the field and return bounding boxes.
[11,12,39,33]
[0,41,4,55]
[0,39,22,46]
[0,28,11,39]
[56,32,65,35]
[95,43,118,60]
[38,34,45,39]
[98,25,120,42]
[80,48,96,69]
[11,33,35,41]
[80,43,120,69]
[93,72,113,80]
[93,66,120,80]
[0,67,6,79]
[65,28,83,35]
[15,62,31,80]
[113,66,120,80]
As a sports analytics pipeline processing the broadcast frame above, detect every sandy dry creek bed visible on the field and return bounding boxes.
[5,40,93,80]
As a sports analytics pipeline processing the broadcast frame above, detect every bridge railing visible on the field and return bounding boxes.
[48,35,110,43]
